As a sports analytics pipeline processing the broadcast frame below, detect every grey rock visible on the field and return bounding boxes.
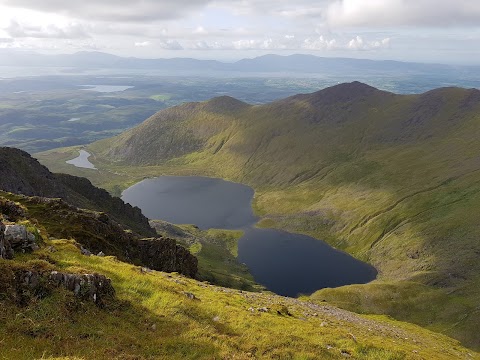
[46,246,57,253]
[49,271,115,305]
[23,270,41,289]
[97,251,105,257]
[0,221,13,259]
[80,246,92,256]
[137,238,198,277]
[5,224,29,245]
[2,224,37,257]
[184,292,198,300]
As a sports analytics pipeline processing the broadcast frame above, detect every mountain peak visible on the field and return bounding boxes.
[321,81,381,96]
[203,95,251,113]
[292,81,391,106]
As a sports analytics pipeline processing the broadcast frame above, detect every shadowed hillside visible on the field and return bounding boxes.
[0,147,154,237]
[39,82,480,349]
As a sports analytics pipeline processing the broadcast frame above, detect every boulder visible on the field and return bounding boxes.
[137,237,198,278]
[80,246,92,256]
[4,224,38,254]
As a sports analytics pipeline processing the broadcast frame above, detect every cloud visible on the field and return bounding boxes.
[193,26,207,35]
[193,40,225,50]
[327,0,480,27]
[158,39,183,50]
[213,0,331,18]
[302,36,337,50]
[5,20,89,39]
[347,36,390,50]
[134,41,151,47]
[1,0,212,22]
[184,34,391,51]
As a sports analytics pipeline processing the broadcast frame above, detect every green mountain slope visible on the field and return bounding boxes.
[38,82,480,349]
[0,193,477,359]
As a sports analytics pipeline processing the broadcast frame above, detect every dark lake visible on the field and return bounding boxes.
[122,176,376,297]
[122,176,257,229]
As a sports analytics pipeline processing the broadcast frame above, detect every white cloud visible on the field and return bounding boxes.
[212,0,331,18]
[231,38,290,50]
[134,41,151,47]
[193,40,225,50]
[183,34,391,52]
[1,0,212,22]
[158,39,183,50]
[347,36,391,50]
[302,35,337,50]
[193,26,207,34]
[327,0,480,27]
[5,20,89,39]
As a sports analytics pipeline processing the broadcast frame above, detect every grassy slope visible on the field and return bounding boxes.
[36,83,480,349]
[2,240,478,360]
[2,193,475,359]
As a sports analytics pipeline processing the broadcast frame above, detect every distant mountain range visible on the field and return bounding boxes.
[0,50,477,76]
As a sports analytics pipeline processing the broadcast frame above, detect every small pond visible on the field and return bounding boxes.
[66,150,97,170]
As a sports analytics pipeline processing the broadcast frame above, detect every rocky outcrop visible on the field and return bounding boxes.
[4,224,39,254]
[49,271,115,305]
[0,198,27,222]
[13,269,115,307]
[1,190,198,277]
[138,238,198,278]
[19,196,140,261]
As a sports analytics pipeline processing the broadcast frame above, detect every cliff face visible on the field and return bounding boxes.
[138,238,198,278]
[0,147,67,198]
[0,147,154,237]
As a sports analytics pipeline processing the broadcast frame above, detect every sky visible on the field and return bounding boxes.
[0,0,479,64]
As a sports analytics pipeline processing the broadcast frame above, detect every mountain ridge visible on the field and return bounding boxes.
[2,49,478,76]
[0,147,154,236]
